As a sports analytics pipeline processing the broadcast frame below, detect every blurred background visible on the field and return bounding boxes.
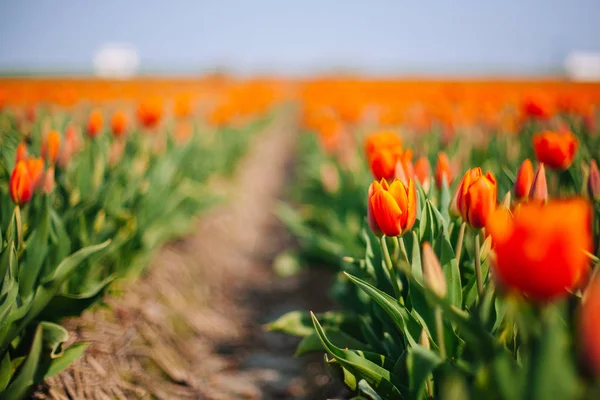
[1,0,600,78]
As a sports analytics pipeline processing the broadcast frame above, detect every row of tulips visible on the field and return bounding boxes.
[0,93,276,399]
[270,88,600,399]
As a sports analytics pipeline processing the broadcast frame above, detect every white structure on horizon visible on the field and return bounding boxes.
[565,51,600,81]
[93,43,140,79]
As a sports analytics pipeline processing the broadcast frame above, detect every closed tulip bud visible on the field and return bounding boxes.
[93,210,106,233]
[514,159,534,200]
[422,242,447,298]
[581,275,600,376]
[419,328,430,350]
[10,161,33,205]
[487,198,592,301]
[15,142,28,163]
[394,150,414,185]
[87,109,104,138]
[368,178,418,237]
[588,160,600,201]
[111,111,128,138]
[529,163,548,202]
[533,130,578,170]
[42,166,55,195]
[501,191,512,210]
[26,157,44,191]
[42,130,61,164]
[435,152,453,189]
[452,168,497,229]
[414,156,431,193]
[108,139,126,167]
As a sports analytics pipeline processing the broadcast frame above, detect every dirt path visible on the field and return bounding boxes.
[34,108,345,400]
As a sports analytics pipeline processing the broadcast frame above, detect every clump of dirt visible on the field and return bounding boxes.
[33,111,347,400]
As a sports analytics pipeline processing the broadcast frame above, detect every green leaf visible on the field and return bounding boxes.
[296,329,368,356]
[435,237,462,309]
[43,343,88,380]
[344,273,421,348]
[312,312,404,399]
[20,197,51,298]
[358,379,384,400]
[407,346,444,399]
[2,323,44,400]
[0,352,11,392]
[266,310,359,338]
[43,240,111,284]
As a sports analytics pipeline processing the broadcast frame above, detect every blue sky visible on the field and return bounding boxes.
[0,0,599,75]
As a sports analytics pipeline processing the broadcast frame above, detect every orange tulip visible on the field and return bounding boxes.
[364,131,402,159]
[581,275,600,376]
[15,142,28,163]
[533,130,578,170]
[487,198,592,301]
[521,95,552,121]
[10,161,33,205]
[369,146,404,181]
[26,157,44,190]
[368,178,417,237]
[514,159,534,200]
[111,111,127,138]
[42,130,61,164]
[87,109,104,138]
[452,168,497,229]
[137,97,163,129]
[434,152,453,189]
[414,156,431,192]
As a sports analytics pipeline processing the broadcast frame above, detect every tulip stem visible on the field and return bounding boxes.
[474,231,484,296]
[395,236,409,264]
[455,222,467,267]
[380,236,401,298]
[435,307,446,358]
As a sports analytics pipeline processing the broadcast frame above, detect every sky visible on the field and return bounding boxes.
[0,0,599,76]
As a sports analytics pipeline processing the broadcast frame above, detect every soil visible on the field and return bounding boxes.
[32,109,348,399]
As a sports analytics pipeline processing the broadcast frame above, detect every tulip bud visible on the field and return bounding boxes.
[501,191,512,210]
[414,156,431,193]
[422,242,447,298]
[108,139,126,167]
[452,168,497,229]
[581,275,600,376]
[93,210,106,233]
[514,159,534,200]
[111,111,128,138]
[41,166,55,195]
[419,328,430,350]
[368,178,418,237]
[529,163,548,202]
[435,152,453,189]
[26,157,44,191]
[87,109,104,138]
[15,142,28,163]
[588,160,600,201]
[10,161,33,205]
[42,130,61,164]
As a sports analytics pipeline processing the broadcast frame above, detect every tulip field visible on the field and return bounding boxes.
[0,78,600,399]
